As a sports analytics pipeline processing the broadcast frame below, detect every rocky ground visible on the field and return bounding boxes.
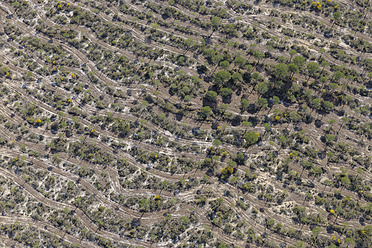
[0,0,371,247]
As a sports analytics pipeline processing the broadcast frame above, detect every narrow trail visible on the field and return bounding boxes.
[0,166,151,247]
[0,0,370,246]
[0,216,100,248]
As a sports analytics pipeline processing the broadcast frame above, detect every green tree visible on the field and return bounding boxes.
[240,98,250,112]
[220,60,230,69]
[311,226,322,239]
[201,106,213,119]
[265,218,275,230]
[344,238,355,248]
[255,82,268,95]
[307,62,320,80]
[332,11,342,27]
[184,95,192,102]
[205,90,218,102]
[253,50,265,69]
[236,152,245,165]
[323,101,333,113]
[289,49,297,61]
[220,88,232,98]
[204,49,216,60]
[289,111,301,122]
[368,72,372,82]
[329,82,338,91]
[320,60,329,75]
[263,123,271,138]
[213,139,222,146]
[234,56,246,68]
[210,16,221,37]
[293,55,306,69]
[325,134,335,144]
[212,54,224,66]
[274,63,289,81]
[288,63,299,78]
[241,121,252,134]
[232,72,242,83]
[183,38,195,54]
[319,76,328,88]
[272,96,280,105]
[219,103,228,115]
[245,132,259,146]
[257,97,268,110]
[214,71,231,85]
[312,98,321,111]
[340,175,351,190]
[333,70,344,83]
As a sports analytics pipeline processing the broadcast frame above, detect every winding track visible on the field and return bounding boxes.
[0,0,370,246]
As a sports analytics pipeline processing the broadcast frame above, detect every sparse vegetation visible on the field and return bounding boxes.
[0,0,370,247]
